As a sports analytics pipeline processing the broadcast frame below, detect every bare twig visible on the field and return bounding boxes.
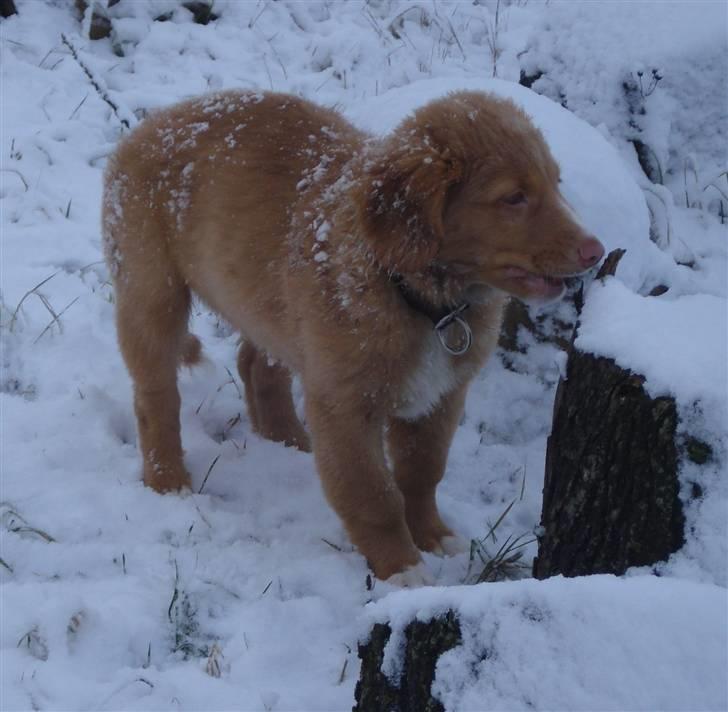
[60,33,135,130]
[595,248,626,280]
[321,537,343,552]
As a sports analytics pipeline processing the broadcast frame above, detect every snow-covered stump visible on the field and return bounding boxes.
[1,0,17,18]
[534,250,685,578]
[354,613,461,712]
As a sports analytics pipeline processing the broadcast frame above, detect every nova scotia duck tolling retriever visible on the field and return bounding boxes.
[103,90,604,585]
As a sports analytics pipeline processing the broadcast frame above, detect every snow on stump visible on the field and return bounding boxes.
[354,612,460,712]
[353,578,727,711]
[534,250,684,578]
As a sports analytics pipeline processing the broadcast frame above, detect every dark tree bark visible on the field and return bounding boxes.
[498,296,575,356]
[533,249,685,578]
[354,612,461,712]
[75,0,112,39]
[182,1,218,25]
[532,351,684,578]
[1,0,18,19]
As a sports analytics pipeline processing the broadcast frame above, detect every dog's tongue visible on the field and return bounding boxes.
[523,273,564,298]
[503,267,564,299]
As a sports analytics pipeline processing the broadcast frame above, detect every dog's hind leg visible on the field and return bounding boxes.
[237,342,311,452]
[112,243,193,493]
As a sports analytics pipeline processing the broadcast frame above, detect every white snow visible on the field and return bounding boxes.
[2,1,726,710]
[367,575,728,711]
[577,278,728,407]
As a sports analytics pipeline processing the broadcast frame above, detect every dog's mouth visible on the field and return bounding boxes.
[500,266,569,300]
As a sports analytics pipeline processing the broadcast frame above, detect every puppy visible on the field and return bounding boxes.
[103,90,603,583]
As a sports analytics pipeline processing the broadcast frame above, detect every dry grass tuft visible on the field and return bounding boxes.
[1,502,56,543]
[465,470,535,583]
[17,626,49,661]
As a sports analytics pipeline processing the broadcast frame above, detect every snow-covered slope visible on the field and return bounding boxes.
[2,2,726,710]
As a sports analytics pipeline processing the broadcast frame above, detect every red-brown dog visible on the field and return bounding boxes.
[103,90,603,584]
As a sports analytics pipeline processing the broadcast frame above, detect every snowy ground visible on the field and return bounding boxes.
[1,1,726,710]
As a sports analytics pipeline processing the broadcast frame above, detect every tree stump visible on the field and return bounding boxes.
[354,612,461,712]
[533,250,685,577]
[532,351,684,578]
[1,0,18,18]
[75,0,112,40]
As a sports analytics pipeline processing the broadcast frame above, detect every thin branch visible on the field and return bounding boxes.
[60,33,135,130]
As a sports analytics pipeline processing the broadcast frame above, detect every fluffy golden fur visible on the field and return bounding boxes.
[103,90,603,581]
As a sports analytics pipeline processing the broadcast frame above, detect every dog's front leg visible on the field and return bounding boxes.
[305,393,424,582]
[387,385,468,556]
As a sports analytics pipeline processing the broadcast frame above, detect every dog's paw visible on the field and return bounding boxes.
[144,468,192,494]
[385,561,435,588]
[431,534,470,557]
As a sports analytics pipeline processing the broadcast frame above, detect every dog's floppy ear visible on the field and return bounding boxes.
[358,132,462,273]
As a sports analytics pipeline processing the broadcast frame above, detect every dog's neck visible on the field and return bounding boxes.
[390,268,465,325]
[389,260,477,315]
[390,265,481,356]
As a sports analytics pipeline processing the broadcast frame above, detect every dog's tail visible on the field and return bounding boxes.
[180,333,204,367]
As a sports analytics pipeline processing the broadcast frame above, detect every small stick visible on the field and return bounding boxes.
[595,248,626,280]
[60,33,135,130]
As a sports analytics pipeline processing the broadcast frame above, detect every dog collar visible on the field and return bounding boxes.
[392,275,472,356]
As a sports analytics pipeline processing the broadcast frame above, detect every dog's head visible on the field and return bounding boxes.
[357,91,604,302]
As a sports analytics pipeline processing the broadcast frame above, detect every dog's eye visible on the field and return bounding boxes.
[502,191,527,206]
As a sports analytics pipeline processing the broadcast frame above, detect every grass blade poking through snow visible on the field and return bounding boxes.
[465,470,535,584]
[1,502,56,543]
[167,560,209,659]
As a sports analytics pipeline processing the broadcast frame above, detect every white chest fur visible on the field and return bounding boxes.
[395,330,459,420]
